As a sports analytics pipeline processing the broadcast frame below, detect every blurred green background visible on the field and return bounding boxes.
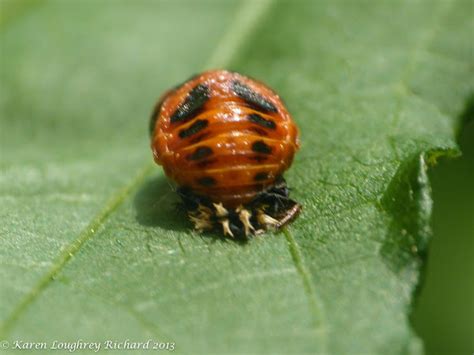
[412,116,474,354]
[1,1,472,353]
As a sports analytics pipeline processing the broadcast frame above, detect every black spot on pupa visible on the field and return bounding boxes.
[248,156,268,163]
[254,172,269,181]
[252,140,272,154]
[179,119,208,138]
[187,146,213,160]
[232,80,278,113]
[197,176,216,187]
[247,113,276,130]
[171,84,210,123]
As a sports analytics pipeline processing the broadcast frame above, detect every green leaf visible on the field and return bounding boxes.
[1,0,472,354]
[412,118,474,354]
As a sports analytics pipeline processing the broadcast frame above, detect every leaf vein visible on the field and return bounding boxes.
[0,163,155,336]
[282,227,328,351]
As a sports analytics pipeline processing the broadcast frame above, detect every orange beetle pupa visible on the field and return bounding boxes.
[150,70,300,238]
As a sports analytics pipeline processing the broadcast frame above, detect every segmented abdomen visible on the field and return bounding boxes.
[151,70,299,207]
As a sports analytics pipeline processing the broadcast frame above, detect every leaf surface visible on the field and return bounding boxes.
[1,0,472,354]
